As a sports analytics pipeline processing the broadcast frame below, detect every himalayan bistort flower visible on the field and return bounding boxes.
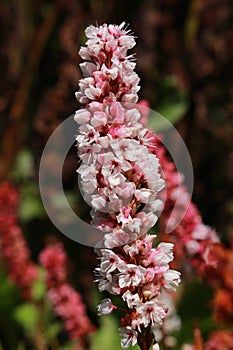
[75,22,181,350]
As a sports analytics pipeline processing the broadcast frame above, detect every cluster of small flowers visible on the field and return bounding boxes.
[206,241,233,326]
[75,23,181,349]
[154,142,219,274]
[39,243,95,347]
[96,237,180,348]
[76,23,139,105]
[76,102,164,245]
[152,290,181,348]
[0,181,38,299]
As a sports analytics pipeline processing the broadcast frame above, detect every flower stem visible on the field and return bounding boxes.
[137,328,153,350]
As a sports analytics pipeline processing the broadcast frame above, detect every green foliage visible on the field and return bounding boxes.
[10,148,45,222]
[0,272,21,350]
[18,183,45,222]
[148,76,189,132]
[31,268,46,301]
[17,344,26,350]
[11,149,34,181]
[174,279,215,348]
[0,271,19,312]
[90,315,139,350]
[14,303,39,333]
[59,343,76,350]
[46,322,62,343]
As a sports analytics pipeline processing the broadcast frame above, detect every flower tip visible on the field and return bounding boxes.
[97,298,115,315]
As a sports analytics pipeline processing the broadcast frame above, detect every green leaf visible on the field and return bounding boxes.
[17,344,26,350]
[11,149,34,181]
[31,268,46,301]
[174,280,215,348]
[19,183,45,222]
[148,76,189,132]
[46,322,62,342]
[90,315,139,350]
[14,303,39,333]
[90,316,119,350]
[158,95,188,122]
[0,270,19,312]
[59,343,75,350]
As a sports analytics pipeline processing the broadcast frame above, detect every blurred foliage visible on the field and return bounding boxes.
[148,76,189,131]
[90,313,140,350]
[31,268,46,301]
[14,303,40,333]
[19,183,45,222]
[175,280,215,347]
[0,272,21,349]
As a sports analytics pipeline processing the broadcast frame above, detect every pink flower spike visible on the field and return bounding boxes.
[39,243,95,345]
[0,182,38,299]
[75,23,181,350]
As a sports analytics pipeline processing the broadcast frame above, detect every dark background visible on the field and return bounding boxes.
[0,0,232,349]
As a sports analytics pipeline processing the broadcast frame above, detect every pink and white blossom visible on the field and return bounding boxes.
[163,270,181,291]
[135,301,168,327]
[153,344,160,350]
[122,291,140,308]
[118,264,146,288]
[39,244,95,345]
[99,249,124,273]
[119,326,138,349]
[97,298,116,315]
[75,23,181,350]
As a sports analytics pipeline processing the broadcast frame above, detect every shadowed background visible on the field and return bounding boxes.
[0,1,232,349]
